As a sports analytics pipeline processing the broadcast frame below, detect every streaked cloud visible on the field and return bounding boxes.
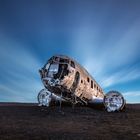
[0,36,41,74]
[123,90,140,103]
[123,91,140,97]
[0,35,43,102]
[70,20,140,89]
[100,66,140,88]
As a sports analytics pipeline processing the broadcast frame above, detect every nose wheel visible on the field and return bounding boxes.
[103,91,126,112]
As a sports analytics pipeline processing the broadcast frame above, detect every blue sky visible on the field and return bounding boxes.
[0,0,140,103]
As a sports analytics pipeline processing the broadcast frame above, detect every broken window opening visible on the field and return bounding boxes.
[87,77,90,82]
[45,63,50,70]
[91,80,93,89]
[70,61,75,68]
[59,58,69,64]
[54,64,68,79]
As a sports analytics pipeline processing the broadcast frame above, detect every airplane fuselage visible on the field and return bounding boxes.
[38,55,126,112]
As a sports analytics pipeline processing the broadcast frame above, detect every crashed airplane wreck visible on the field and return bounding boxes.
[38,55,126,112]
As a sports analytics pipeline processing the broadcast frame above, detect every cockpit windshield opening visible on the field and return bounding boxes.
[47,64,59,78]
[57,64,69,79]
[47,63,69,80]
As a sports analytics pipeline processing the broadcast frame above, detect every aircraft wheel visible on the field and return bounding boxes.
[37,89,52,107]
[103,90,126,112]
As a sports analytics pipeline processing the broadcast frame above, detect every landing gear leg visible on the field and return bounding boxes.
[59,92,64,115]
[72,94,77,110]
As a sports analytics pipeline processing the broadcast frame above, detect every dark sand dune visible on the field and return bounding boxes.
[0,103,140,140]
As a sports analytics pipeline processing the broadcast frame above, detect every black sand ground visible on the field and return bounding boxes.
[0,103,140,140]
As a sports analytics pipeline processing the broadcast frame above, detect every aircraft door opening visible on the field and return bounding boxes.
[71,71,80,93]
